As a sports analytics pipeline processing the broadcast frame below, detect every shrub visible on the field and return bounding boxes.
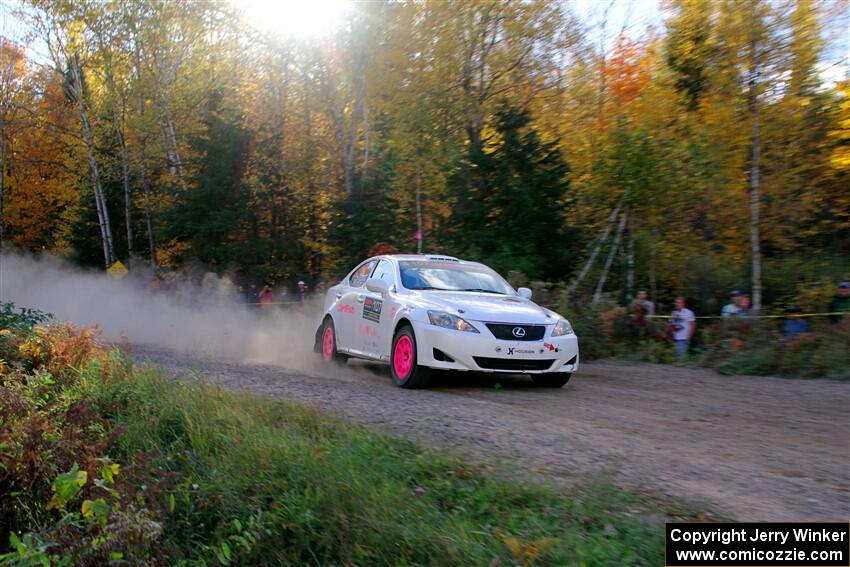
[0,302,51,335]
[1,314,666,566]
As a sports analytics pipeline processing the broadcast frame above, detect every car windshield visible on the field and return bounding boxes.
[399,261,514,295]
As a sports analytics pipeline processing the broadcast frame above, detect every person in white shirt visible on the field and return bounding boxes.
[669,296,696,359]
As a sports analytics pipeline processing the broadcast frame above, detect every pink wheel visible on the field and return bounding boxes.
[322,326,335,361]
[393,335,414,380]
[390,326,431,388]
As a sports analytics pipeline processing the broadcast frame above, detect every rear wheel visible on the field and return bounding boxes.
[532,373,571,388]
[319,318,347,364]
[390,326,431,388]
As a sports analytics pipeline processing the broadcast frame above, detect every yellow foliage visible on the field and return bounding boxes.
[500,533,559,565]
[37,323,107,373]
[18,338,46,366]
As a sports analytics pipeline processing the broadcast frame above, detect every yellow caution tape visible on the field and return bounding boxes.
[646,312,847,320]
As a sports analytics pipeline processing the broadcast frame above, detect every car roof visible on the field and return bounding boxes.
[381,254,471,264]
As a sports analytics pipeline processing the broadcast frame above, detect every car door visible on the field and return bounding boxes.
[336,259,377,355]
[359,259,398,359]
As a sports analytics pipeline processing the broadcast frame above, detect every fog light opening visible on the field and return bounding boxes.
[433,348,455,363]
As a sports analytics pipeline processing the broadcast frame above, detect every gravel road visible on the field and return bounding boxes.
[134,345,850,521]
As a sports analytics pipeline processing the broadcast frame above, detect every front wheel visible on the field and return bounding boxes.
[531,373,571,388]
[390,326,431,388]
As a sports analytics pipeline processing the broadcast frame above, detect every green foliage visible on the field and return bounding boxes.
[47,465,87,510]
[448,105,572,280]
[0,303,52,335]
[557,299,611,360]
[165,90,253,270]
[1,321,668,566]
[699,320,850,379]
[574,303,850,378]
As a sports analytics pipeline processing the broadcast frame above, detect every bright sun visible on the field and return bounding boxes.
[236,0,349,38]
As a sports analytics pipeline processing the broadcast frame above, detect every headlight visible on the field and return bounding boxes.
[551,319,574,336]
[427,311,479,333]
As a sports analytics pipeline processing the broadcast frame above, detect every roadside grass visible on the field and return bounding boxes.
[91,362,663,565]
[2,312,667,565]
[0,323,678,566]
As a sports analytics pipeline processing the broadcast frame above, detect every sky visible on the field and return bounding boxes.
[569,0,666,45]
[1,0,847,85]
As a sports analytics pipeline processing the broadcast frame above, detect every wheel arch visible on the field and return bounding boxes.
[393,316,414,337]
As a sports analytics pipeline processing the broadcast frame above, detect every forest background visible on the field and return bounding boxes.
[1,0,848,317]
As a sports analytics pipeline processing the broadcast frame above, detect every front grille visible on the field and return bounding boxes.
[473,357,555,371]
[485,323,546,341]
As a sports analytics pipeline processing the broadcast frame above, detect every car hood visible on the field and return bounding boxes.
[409,291,557,324]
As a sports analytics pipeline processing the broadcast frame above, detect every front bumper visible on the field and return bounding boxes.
[414,320,579,374]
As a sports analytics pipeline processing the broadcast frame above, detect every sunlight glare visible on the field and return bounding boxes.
[236,0,349,38]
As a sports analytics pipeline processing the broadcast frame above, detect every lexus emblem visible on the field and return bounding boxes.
[512,326,526,338]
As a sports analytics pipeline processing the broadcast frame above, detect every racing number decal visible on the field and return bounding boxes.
[362,297,383,323]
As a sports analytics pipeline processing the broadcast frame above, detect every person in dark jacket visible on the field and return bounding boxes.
[781,306,810,339]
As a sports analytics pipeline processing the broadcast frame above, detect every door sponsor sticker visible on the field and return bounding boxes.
[362,297,383,323]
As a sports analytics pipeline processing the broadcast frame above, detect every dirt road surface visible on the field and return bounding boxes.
[135,345,850,521]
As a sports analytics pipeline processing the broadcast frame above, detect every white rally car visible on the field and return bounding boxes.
[314,255,579,388]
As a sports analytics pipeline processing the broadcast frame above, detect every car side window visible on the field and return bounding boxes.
[371,260,396,288]
[349,260,377,288]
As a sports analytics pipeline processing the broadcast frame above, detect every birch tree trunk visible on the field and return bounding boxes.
[592,208,628,305]
[565,196,624,298]
[157,95,188,192]
[151,49,188,192]
[71,56,115,268]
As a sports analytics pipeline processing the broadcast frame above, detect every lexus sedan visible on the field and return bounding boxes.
[314,255,579,388]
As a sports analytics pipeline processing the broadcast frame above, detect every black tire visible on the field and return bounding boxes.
[390,326,431,389]
[318,318,347,365]
[531,373,571,388]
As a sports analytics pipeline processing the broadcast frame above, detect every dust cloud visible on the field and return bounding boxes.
[0,253,329,370]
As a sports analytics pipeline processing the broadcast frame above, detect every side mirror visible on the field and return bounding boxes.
[517,287,532,299]
[365,278,390,296]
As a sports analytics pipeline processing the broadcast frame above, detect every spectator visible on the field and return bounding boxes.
[258,283,274,311]
[669,296,696,360]
[297,280,309,303]
[243,282,258,304]
[781,306,810,339]
[721,290,741,317]
[628,289,654,335]
[733,294,753,320]
[630,289,655,316]
[827,281,850,323]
